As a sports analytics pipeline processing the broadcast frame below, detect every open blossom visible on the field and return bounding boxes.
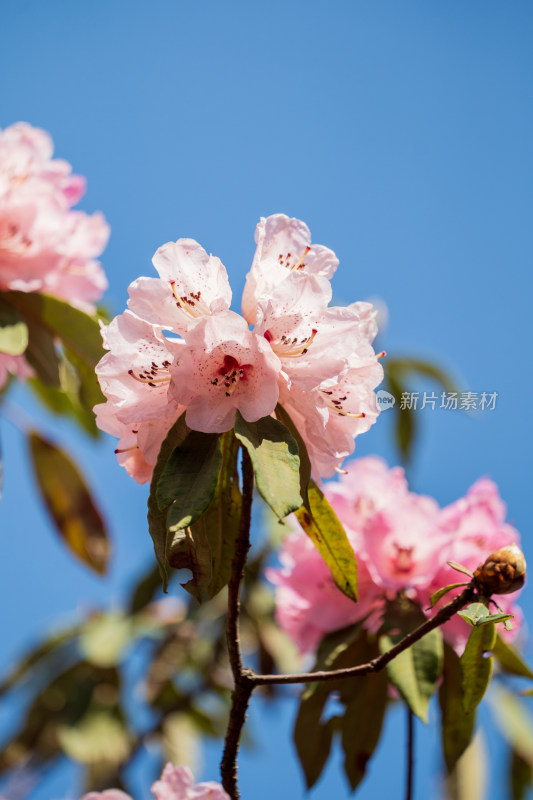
[96,215,383,480]
[269,456,524,655]
[81,763,229,800]
[0,122,109,386]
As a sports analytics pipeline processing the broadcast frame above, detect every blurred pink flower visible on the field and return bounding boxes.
[0,121,109,386]
[80,763,229,800]
[270,457,524,655]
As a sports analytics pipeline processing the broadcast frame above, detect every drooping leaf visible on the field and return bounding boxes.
[295,479,358,602]
[430,582,469,608]
[493,636,533,680]
[234,411,302,519]
[275,403,311,506]
[439,644,476,772]
[188,431,242,601]
[341,657,388,790]
[294,695,338,790]
[510,748,533,800]
[294,626,369,789]
[167,525,213,603]
[460,622,496,714]
[0,300,28,355]
[488,685,533,766]
[28,432,109,574]
[156,429,222,531]
[379,627,443,722]
[147,412,189,590]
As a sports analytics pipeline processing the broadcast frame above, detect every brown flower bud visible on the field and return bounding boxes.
[473,543,526,595]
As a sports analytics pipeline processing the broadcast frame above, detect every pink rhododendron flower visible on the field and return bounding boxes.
[128,238,232,335]
[0,122,109,386]
[169,310,281,433]
[242,213,338,325]
[270,457,524,655]
[94,311,184,483]
[80,763,229,800]
[96,215,383,479]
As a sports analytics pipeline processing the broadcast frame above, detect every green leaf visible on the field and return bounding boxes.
[430,583,468,608]
[275,403,311,506]
[188,431,242,600]
[379,627,443,722]
[439,644,476,772]
[147,412,189,590]
[341,665,388,790]
[79,613,133,668]
[489,685,533,766]
[447,561,474,578]
[294,626,371,789]
[167,524,213,603]
[293,689,338,790]
[58,712,131,765]
[460,622,496,714]
[28,432,109,574]
[0,300,28,355]
[5,291,104,367]
[510,748,533,800]
[295,479,358,602]
[156,429,222,530]
[234,411,302,519]
[458,602,490,627]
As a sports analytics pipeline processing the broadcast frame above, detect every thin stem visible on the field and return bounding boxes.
[406,708,414,800]
[220,448,254,799]
[251,585,475,686]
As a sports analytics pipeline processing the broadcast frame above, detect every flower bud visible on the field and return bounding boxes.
[473,543,526,595]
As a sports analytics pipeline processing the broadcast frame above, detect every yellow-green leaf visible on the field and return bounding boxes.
[295,479,358,602]
[460,622,496,714]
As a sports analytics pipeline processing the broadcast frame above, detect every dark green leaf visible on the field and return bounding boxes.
[460,622,496,714]
[430,583,468,608]
[341,662,388,790]
[167,524,213,603]
[156,430,222,530]
[439,644,476,772]
[234,411,302,519]
[189,431,242,600]
[28,432,109,574]
[147,412,189,590]
[510,748,533,800]
[295,479,358,602]
[379,627,443,722]
[294,698,338,790]
[275,403,311,506]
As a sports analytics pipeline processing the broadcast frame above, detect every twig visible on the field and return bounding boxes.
[220,449,254,799]
[250,585,475,685]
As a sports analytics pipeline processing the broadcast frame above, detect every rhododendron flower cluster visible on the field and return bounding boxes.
[81,763,229,800]
[0,122,109,383]
[269,456,523,655]
[95,214,384,483]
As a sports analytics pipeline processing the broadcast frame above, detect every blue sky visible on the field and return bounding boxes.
[1,1,533,798]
